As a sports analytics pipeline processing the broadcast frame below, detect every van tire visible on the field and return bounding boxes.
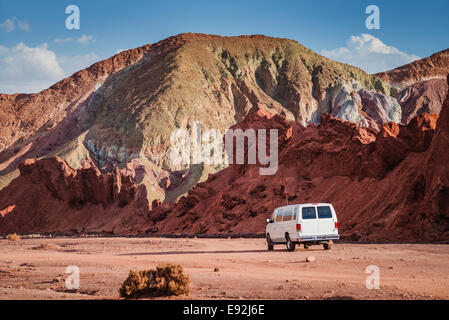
[267,234,274,251]
[323,241,333,250]
[286,234,296,252]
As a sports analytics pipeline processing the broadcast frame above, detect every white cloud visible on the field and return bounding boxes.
[77,34,95,44]
[54,37,74,43]
[0,19,15,32]
[0,45,8,55]
[0,18,30,32]
[17,20,30,32]
[0,42,64,88]
[54,35,96,45]
[321,34,421,74]
[0,43,99,94]
[55,35,96,45]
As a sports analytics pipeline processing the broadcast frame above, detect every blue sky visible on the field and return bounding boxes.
[1,0,448,93]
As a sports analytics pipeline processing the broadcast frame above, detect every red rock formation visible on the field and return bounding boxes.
[421,76,449,236]
[0,157,150,234]
[1,85,447,240]
[147,83,449,241]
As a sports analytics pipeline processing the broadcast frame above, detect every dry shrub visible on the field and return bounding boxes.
[119,263,190,298]
[6,233,20,241]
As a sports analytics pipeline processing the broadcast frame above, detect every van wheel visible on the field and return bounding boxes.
[323,241,333,250]
[286,235,296,252]
[267,234,274,251]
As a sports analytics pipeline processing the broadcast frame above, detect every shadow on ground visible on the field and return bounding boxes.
[117,248,326,256]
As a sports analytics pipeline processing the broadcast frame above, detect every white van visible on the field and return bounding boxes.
[265,203,339,251]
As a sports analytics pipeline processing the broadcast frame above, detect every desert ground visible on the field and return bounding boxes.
[1,237,448,300]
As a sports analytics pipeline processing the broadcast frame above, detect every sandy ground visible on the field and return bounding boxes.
[1,237,449,300]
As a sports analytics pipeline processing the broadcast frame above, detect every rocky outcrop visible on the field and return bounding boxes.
[0,157,151,234]
[147,88,448,241]
[358,89,401,129]
[422,75,449,237]
[318,81,401,131]
[398,78,448,124]
[376,48,448,126]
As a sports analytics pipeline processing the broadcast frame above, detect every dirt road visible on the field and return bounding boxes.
[1,237,448,299]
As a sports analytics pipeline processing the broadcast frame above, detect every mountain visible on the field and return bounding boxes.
[0,33,396,203]
[376,49,449,88]
[376,49,449,124]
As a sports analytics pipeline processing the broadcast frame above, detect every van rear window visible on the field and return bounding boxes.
[302,207,316,219]
[317,206,332,218]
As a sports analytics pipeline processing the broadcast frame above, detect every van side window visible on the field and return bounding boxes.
[282,209,292,221]
[271,211,276,221]
[302,207,317,219]
[317,206,332,218]
[275,209,283,222]
[293,207,298,220]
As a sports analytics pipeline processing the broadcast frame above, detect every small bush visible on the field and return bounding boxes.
[6,233,20,241]
[119,263,190,298]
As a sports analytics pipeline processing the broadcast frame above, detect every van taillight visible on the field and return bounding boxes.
[335,222,338,229]
[296,224,301,231]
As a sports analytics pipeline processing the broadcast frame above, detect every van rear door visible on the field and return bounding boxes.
[317,205,335,235]
[300,206,318,237]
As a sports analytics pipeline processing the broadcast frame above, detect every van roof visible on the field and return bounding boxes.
[276,203,332,209]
